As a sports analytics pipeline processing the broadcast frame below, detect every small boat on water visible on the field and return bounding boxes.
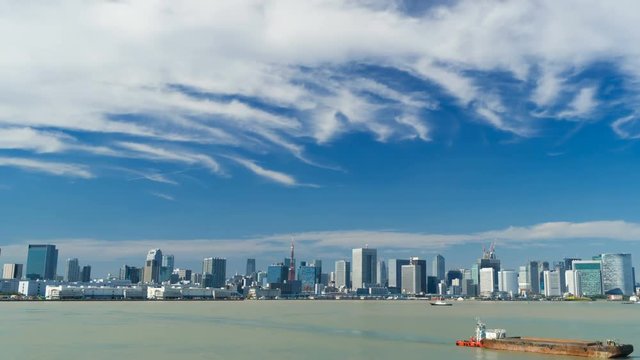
[456,320,633,358]
[430,298,452,306]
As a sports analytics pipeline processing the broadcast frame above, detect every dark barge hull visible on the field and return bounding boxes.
[483,337,634,358]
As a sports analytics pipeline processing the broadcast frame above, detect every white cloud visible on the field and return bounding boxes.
[2,220,638,264]
[231,157,300,187]
[532,69,563,107]
[118,142,222,174]
[0,157,93,178]
[558,87,598,119]
[150,192,175,201]
[2,0,640,183]
[611,115,640,139]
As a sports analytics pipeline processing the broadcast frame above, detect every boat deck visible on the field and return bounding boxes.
[501,337,599,346]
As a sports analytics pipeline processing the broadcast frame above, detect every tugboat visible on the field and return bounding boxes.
[456,320,633,358]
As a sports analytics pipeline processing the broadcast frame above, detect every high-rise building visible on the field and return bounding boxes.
[352,248,377,289]
[498,270,518,295]
[80,265,91,282]
[600,253,634,295]
[388,259,410,291]
[2,264,23,280]
[565,269,580,296]
[478,246,500,293]
[267,263,288,284]
[246,258,256,276]
[432,255,445,282]
[334,260,351,289]
[479,268,495,296]
[470,263,480,286]
[573,260,603,296]
[543,270,561,297]
[446,270,463,287]
[203,257,226,288]
[26,244,58,280]
[175,268,192,282]
[298,265,317,293]
[310,259,323,284]
[162,255,174,270]
[377,260,388,287]
[527,261,540,294]
[65,258,80,282]
[410,257,427,293]
[401,264,422,295]
[427,276,438,294]
[563,258,580,273]
[518,265,530,294]
[120,265,141,284]
[143,249,162,284]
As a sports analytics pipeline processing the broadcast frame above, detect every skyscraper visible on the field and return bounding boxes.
[298,264,317,293]
[432,255,445,282]
[352,247,377,289]
[160,254,174,282]
[600,253,634,295]
[401,264,421,295]
[573,260,603,296]
[246,258,256,276]
[162,255,174,270]
[120,265,141,284]
[377,260,387,287]
[410,257,427,294]
[388,259,410,291]
[526,261,540,294]
[498,269,518,295]
[310,259,322,284]
[80,265,91,282]
[26,244,58,280]
[143,249,163,284]
[202,257,227,288]
[478,246,500,293]
[565,270,580,296]
[518,265,530,294]
[334,260,351,289]
[446,270,463,287]
[2,263,23,280]
[65,258,80,282]
[479,267,495,296]
[543,270,561,297]
[267,263,288,284]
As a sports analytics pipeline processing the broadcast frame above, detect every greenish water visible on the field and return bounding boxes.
[0,300,638,360]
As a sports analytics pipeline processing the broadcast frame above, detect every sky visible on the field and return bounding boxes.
[2,0,640,277]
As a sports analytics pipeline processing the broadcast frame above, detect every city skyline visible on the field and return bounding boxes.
[2,242,636,290]
[3,241,636,300]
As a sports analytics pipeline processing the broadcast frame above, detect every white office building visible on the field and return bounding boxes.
[543,271,562,297]
[401,264,421,295]
[498,270,518,296]
[352,248,377,289]
[479,268,495,296]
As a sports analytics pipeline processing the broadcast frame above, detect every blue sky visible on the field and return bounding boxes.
[1,0,640,276]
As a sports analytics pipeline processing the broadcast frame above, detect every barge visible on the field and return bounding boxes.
[456,320,633,358]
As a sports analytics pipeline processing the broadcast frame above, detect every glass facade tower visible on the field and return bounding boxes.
[600,253,634,295]
[26,244,58,280]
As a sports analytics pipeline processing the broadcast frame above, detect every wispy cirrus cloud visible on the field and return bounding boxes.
[2,1,640,185]
[149,192,175,201]
[0,157,93,178]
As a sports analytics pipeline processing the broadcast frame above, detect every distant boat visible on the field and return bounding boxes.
[430,298,452,306]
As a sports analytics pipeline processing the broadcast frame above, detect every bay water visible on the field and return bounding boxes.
[1,300,638,359]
